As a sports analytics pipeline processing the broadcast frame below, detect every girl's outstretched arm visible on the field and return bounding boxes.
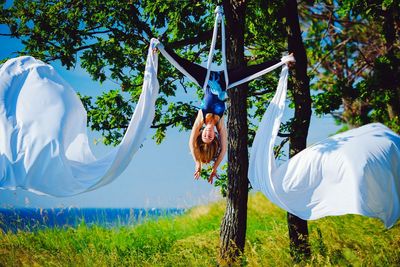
[209,116,227,183]
[189,110,204,179]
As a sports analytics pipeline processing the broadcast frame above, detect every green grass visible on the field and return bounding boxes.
[1,193,399,266]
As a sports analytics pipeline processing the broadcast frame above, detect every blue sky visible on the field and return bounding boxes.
[0,14,340,209]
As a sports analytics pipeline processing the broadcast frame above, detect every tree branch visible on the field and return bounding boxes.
[249,89,273,97]
[308,12,367,26]
[274,137,290,158]
[46,44,97,61]
[330,111,344,122]
[278,132,291,138]
[310,37,351,73]
[150,115,192,129]
[167,29,214,48]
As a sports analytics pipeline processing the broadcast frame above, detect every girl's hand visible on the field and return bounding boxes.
[194,162,202,180]
[151,39,163,54]
[281,53,295,67]
[208,169,219,184]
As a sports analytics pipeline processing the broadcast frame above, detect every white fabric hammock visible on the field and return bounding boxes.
[248,66,400,228]
[0,43,159,196]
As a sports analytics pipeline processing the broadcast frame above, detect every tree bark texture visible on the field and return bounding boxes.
[382,5,400,120]
[285,0,312,261]
[219,0,249,263]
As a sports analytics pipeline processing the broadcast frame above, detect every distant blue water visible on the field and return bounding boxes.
[0,208,185,233]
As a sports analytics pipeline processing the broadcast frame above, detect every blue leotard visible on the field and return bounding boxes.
[201,71,227,120]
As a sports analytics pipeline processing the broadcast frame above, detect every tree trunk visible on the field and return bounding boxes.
[219,0,249,264]
[383,5,400,120]
[285,0,312,261]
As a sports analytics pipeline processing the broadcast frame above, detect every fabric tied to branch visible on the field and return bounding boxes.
[0,40,160,196]
[248,66,400,228]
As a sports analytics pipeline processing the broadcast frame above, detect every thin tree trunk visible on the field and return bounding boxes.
[219,0,249,264]
[383,5,400,120]
[285,0,312,261]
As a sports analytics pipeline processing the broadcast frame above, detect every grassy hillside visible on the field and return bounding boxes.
[1,193,399,266]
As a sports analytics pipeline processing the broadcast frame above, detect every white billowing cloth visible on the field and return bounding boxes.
[249,66,400,228]
[0,41,159,196]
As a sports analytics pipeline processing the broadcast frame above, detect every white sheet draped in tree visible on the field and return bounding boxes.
[0,42,159,196]
[248,66,400,228]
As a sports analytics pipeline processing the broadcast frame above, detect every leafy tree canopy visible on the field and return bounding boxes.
[301,0,400,131]
[1,0,292,146]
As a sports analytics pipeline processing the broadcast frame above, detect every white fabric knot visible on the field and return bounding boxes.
[281,54,295,64]
[150,38,163,49]
[214,6,223,15]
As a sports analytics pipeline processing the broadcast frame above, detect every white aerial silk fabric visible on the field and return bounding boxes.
[152,6,228,89]
[249,66,400,228]
[0,41,159,196]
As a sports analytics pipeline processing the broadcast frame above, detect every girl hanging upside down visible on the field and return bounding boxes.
[153,40,295,183]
